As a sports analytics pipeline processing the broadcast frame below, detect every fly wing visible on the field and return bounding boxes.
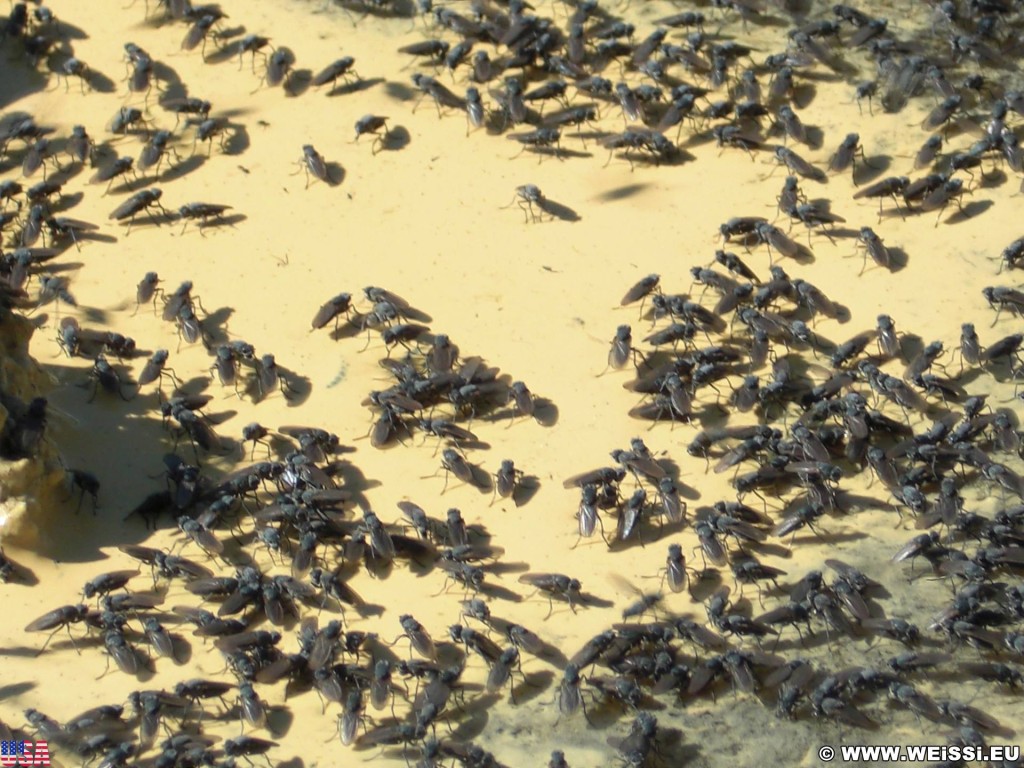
[621,274,660,305]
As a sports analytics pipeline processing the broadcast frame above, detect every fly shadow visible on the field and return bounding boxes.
[329,77,385,97]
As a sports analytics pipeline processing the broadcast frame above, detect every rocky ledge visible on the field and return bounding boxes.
[0,306,66,546]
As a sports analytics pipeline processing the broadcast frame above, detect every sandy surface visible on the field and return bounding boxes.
[2,0,1024,765]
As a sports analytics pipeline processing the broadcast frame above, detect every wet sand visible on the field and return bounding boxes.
[2,0,1024,765]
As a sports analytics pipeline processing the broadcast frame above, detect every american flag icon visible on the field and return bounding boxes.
[0,741,50,767]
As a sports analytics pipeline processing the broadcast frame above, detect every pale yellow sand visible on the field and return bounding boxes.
[1,0,1023,766]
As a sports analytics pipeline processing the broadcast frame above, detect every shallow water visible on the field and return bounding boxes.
[2,0,1024,765]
